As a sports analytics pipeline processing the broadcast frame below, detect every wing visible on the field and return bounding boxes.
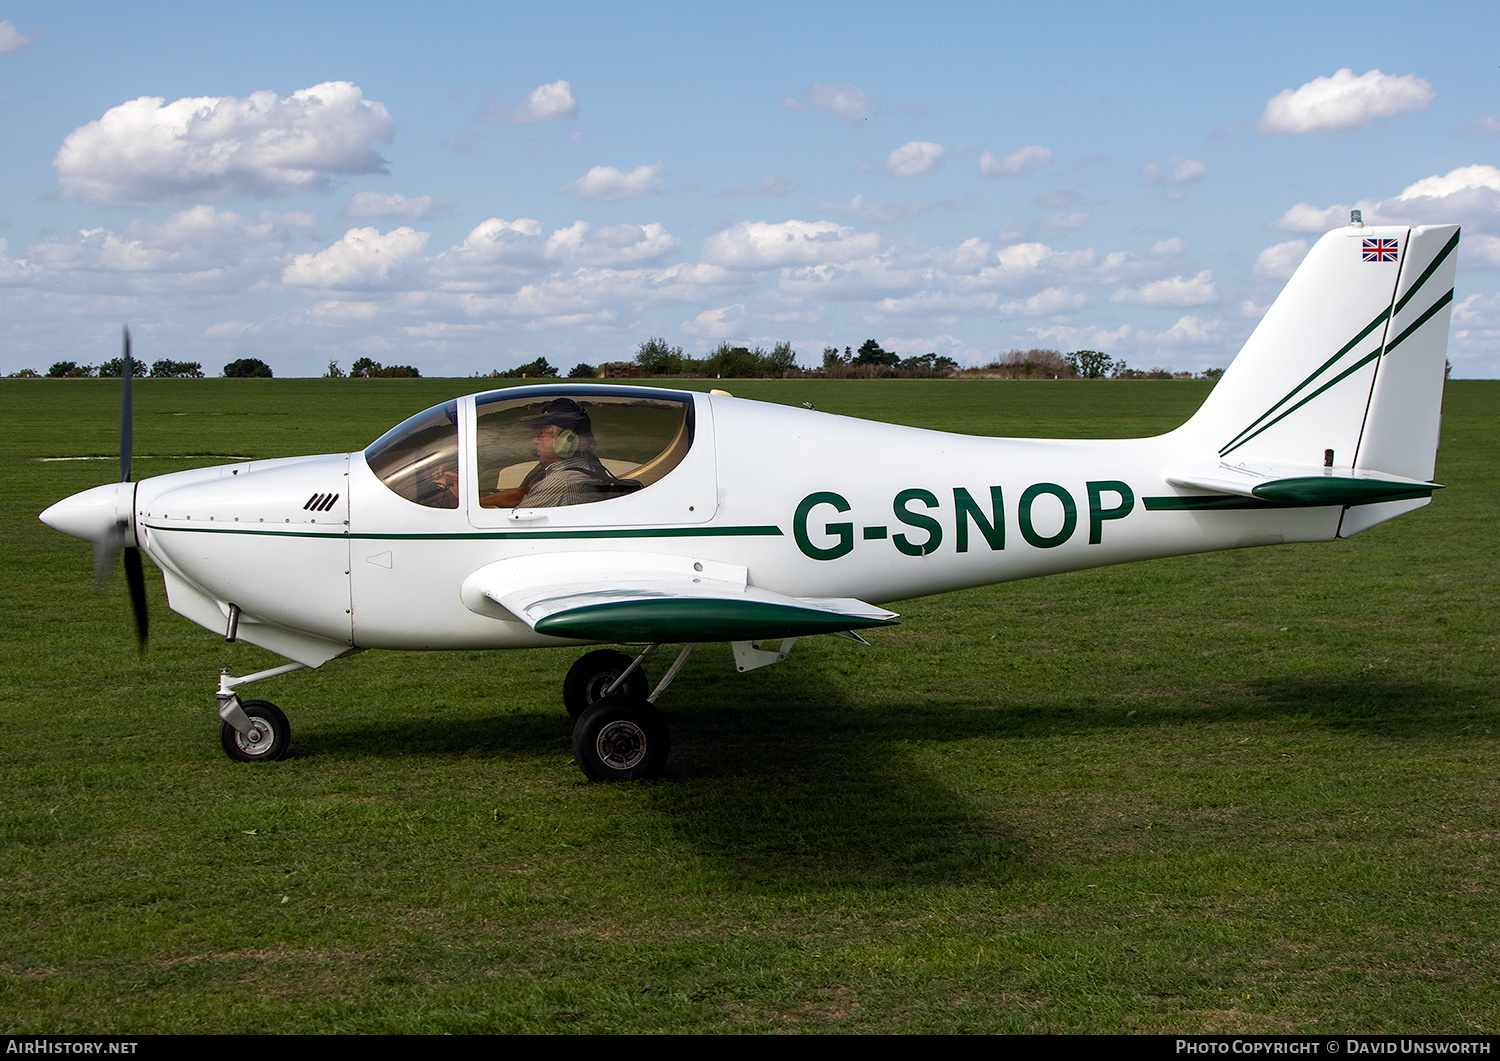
[460,552,898,642]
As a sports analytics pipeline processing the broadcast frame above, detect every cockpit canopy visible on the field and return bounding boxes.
[364,388,696,510]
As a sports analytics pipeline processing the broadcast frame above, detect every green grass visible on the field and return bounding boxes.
[2,377,1497,1033]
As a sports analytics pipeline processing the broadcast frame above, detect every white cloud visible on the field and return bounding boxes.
[979,145,1052,177]
[701,220,883,269]
[1454,292,1500,328]
[477,80,578,124]
[1110,270,1218,307]
[1461,234,1500,268]
[431,217,546,275]
[1270,202,1349,232]
[1258,68,1434,134]
[204,320,264,338]
[1004,286,1089,316]
[1240,299,1271,319]
[718,176,795,198]
[543,221,678,266]
[887,141,944,177]
[822,194,914,223]
[282,226,430,289]
[18,206,285,293]
[822,193,975,224]
[1151,238,1186,258]
[0,19,32,52]
[1143,155,1206,184]
[1272,165,1500,232]
[560,163,665,202]
[0,238,34,282]
[346,192,451,221]
[1156,315,1223,344]
[1254,239,1309,280]
[1461,117,1500,135]
[996,212,1089,241]
[1031,323,1133,349]
[810,83,869,122]
[54,81,394,205]
[682,305,746,338]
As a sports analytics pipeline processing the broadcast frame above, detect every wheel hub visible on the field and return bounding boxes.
[585,671,621,703]
[596,720,647,770]
[236,719,276,756]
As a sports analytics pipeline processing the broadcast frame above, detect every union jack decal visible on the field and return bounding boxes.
[1362,238,1399,263]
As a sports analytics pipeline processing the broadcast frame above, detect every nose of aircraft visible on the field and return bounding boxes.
[40,482,134,544]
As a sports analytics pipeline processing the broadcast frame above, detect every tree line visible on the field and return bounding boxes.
[6,342,1225,383]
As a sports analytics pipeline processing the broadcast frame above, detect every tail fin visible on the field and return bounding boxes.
[1180,221,1459,536]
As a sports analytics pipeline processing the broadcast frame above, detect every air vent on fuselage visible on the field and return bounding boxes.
[303,492,340,512]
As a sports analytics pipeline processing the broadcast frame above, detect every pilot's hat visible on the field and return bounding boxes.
[520,398,592,435]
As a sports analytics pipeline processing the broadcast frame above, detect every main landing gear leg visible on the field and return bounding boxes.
[570,644,694,782]
[216,662,305,762]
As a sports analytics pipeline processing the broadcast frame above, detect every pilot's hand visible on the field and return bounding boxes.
[480,485,531,509]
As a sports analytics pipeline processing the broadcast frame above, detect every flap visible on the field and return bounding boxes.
[1167,461,1440,506]
[460,552,898,642]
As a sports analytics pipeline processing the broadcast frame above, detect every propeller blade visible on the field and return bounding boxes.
[120,326,133,484]
[123,546,148,649]
[93,518,129,586]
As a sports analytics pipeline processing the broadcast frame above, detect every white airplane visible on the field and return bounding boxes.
[41,217,1459,780]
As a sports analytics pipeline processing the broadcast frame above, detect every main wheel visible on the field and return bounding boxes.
[220,699,291,762]
[572,695,669,781]
[562,649,648,719]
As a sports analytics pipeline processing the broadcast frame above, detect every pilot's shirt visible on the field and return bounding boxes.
[523,457,600,508]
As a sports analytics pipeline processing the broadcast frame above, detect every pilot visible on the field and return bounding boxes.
[482,398,639,508]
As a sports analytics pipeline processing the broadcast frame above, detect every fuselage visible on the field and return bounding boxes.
[43,383,1352,668]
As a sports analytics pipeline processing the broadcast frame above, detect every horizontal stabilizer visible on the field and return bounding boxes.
[460,552,897,643]
[1168,462,1441,507]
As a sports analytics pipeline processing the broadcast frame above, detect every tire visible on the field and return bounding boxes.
[562,649,648,719]
[220,699,291,762]
[571,695,669,781]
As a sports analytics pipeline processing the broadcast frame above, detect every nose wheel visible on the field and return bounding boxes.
[219,699,291,762]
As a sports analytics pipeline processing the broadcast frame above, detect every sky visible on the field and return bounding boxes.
[1,0,1498,378]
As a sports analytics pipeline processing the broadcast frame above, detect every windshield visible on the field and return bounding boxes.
[364,400,460,509]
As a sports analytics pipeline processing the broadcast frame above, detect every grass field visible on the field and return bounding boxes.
[2,377,1496,1034]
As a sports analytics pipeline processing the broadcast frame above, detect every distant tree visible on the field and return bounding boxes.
[854,339,898,366]
[1066,349,1115,379]
[223,358,273,378]
[492,357,557,379]
[149,359,203,378]
[822,345,847,369]
[634,337,685,376]
[568,362,598,379]
[351,357,379,378]
[98,356,148,378]
[898,352,958,376]
[1199,368,1224,381]
[703,343,765,378]
[47,361,95,378]
[765,341,798,376]
[324,360,346,378]
[7,368,40,378]
[372,364,421,378]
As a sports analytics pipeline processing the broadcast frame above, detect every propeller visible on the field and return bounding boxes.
[93,326,148,649]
